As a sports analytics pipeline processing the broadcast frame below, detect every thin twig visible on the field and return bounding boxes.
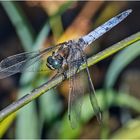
[0,32,140,122]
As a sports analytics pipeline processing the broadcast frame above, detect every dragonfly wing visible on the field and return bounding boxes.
[79,48,102,122]
[85,66,102,122]
[0,46,56,79]
[67,46,87,128]
[68,61,85,128]
[0,52,39,79]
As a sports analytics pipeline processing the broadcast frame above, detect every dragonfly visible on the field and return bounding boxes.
[0,9,132,128]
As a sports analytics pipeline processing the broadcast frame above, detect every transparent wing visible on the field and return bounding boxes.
[67,46,101,128]
[67,46,87,128]
[85,66,102,122]
[80,49,102,122]
[68,60,85,128]
[0,45,57,79]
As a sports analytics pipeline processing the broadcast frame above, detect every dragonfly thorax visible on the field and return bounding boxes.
[46,54,63,70]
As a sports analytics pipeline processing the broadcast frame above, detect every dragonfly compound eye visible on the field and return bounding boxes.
[46,56,55,70]
[53,59,62,69]
[47,56,63,70]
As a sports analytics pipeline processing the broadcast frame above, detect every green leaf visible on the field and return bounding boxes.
[0,112,16,138]
[16,23,50,138]
[51,1,73,18]
[39,89,62,125]
[58,89,140,138]
[20,22,50,85]
[111,118,140,139]
[105,38,140,88]
[1,1,35,50]
[49,1,73,40]
[16,87,39,139]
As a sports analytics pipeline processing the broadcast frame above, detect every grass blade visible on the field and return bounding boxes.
[1,1,35,50]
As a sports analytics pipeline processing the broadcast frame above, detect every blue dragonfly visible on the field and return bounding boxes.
[0,9,132,128]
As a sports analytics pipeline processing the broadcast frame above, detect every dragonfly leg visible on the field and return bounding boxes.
[62,71,67,79]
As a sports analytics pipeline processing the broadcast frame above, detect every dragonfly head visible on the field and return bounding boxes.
[46,55,63,70]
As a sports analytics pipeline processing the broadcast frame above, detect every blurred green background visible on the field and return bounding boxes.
[0,1,140,139]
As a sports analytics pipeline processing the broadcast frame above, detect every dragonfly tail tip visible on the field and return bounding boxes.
[127,9,133,14]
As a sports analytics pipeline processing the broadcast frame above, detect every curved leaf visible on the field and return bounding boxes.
[105,39,140,88]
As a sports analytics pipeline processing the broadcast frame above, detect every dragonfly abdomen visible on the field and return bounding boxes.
[82,9,132,46]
